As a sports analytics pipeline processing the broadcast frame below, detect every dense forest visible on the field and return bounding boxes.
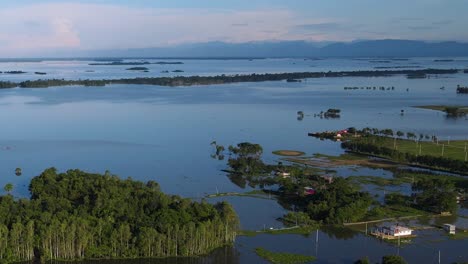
[0,68,460,89]
[0,169,238,263]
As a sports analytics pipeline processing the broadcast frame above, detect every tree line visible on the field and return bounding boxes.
[341,141,468,174]
[0,168,238,263]
[0,68,460,89]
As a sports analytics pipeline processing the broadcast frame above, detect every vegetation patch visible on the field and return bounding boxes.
[255,247,316,264]
[126,67,149,71]
[415,105,468,117]
[273,150,305,156]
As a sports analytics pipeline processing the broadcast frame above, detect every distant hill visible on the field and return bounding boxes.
[35,40,468,58]
[319,40,468,57]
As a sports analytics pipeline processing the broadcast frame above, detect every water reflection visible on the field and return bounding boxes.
[39,247,239,264]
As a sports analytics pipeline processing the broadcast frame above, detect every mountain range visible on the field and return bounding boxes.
[42,40,468,58]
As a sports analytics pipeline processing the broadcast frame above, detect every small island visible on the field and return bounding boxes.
[456,85,468,94]
[34,72,47,75]
[415,105,468,117]
[126,67,149,71]
[4,71,26,74]
[90,61,183,66]
[90,61,151,66]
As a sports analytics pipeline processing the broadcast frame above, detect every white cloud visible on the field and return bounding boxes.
[0,3,334,56]
[0,2,463,56]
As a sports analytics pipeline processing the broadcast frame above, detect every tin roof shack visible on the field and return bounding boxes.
[382,225,413,237]
[275,171,291,178]
[371,225,414,239]
[443,224,456,235]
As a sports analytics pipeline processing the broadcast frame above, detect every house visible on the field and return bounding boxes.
[443,224,456,235]
[304,187,316,196]
[380,225,413,237]
[320,175,334,184]
[275,171,291,178]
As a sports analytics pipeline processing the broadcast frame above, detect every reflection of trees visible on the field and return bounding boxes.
[73,246,239,264]
[321,225,360,240]
[226,173,277,189]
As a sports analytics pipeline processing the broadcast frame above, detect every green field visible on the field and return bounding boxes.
[356,136,468,161]
[255,247,316,264]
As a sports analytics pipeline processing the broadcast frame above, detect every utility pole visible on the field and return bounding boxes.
[441,144,444,157]
[315,229,319,257]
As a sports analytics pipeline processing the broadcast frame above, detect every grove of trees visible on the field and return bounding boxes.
[0,168,238,263]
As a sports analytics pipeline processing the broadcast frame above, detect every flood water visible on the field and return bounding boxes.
[2,57,467,263]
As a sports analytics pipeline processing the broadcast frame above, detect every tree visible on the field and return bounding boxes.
[396,131,404,138]
[3,183,13,194]
[354,257,370,264]
[382,255,407,264]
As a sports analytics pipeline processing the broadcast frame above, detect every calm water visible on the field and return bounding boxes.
[1,58,467,263]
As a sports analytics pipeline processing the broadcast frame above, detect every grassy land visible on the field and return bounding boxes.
[239,226,318,237]
[449,231,468,240]
[356,136,468,161]
[366,205,428,220]
[255,247,316,264]
[273,150,306,156]
[205,190,275,200]
[416,105,468,114]
[348,175,407,187]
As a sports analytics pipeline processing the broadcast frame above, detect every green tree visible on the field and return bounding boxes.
[354,256,370,264]
[382,255,407,264]
[3,183,13,194]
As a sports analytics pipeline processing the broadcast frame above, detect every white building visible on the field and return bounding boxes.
[443,224,456,235]
[381,225,413,237]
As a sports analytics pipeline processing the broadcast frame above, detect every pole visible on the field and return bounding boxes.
[365,223,368,235]
[394,137,396,149]
[438,250,440,264]
[441,144,444,156]
[315,229,319,257]
[465,151,467,162]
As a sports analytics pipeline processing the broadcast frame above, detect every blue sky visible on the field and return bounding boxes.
[0,0,466,56]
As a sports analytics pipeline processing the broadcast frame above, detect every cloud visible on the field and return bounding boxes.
[231,23,249,27]
[0,2,464,56]
[432,20,453,25]
[296,23,343,31]
[408,26,435,30]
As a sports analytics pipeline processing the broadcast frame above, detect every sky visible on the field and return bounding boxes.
[0,0,466,56]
